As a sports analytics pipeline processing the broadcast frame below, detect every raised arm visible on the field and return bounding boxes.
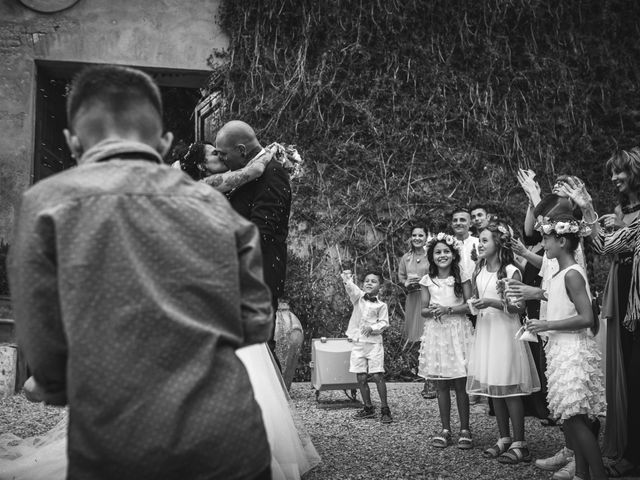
[341,272,364,304]
[201,150,272,193]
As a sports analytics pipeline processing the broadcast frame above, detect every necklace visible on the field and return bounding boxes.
[413,249,426,263]
[478,269,496,298]
[622,203,640,215]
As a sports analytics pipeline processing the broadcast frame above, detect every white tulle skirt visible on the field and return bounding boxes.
[237,344,321,480]
[0,343,320,480]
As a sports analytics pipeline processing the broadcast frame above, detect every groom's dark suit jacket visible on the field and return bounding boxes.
[228,159,291,308]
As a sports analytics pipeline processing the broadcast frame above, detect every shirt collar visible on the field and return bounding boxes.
[249,148,267,163]
[79,138,163,165]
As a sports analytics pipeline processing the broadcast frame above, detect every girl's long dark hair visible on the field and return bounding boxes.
[472,221,516,296]
[427,239,464,297]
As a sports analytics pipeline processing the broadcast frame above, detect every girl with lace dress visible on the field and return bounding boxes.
[417,233,474,449]
[525,215,606,480]
[466,221,541,465]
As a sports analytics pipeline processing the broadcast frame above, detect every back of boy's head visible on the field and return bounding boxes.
[66,65,164,141]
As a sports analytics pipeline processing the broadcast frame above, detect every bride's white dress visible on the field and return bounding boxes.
[0,343,320,480]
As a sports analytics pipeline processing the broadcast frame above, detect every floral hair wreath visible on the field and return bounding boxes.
[535,217,592,237]
[427,232,462,253]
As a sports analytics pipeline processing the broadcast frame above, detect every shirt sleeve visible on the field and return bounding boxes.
[235,220,274,345]
[397,255,408,284]
[8,194,67,406]
[370,303,389,334]
[591,216,640,255]
[342,277,364,304]
[250,161,291,241]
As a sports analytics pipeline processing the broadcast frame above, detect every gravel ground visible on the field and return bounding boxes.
[1,382,637,479]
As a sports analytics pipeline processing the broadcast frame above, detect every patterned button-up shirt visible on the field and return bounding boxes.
[8,139,273,480]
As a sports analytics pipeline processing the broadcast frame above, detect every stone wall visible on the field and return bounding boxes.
[0,0,228,241]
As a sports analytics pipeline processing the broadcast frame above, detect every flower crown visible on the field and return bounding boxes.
[535,217,592,237]
[427,232,462,253]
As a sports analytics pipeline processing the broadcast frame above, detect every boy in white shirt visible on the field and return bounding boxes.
[341,269,392,423]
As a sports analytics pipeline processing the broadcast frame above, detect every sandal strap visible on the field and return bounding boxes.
[432,429,451,446]
[499,446,531,463]
[483,441,510,458]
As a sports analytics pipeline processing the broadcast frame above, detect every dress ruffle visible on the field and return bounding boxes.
[545,333,606,421]
[418,314,474,379]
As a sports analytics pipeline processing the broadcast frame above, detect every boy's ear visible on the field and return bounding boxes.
[158,131,174,158]
[63,129,83,160]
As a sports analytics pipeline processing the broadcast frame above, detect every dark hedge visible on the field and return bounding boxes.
[209,0,640,380]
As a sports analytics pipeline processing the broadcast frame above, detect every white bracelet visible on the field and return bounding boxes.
[582,211,599,226]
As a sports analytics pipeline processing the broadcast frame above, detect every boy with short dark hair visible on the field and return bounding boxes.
[470,204,489,230]
[9,65,273,480]
[341,269,392,423]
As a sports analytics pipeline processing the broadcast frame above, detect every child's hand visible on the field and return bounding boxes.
[341,270,353,283]
[526,318,548,334]
[429,304,446,321]
[361,325,373,336]
[472,297,496,310]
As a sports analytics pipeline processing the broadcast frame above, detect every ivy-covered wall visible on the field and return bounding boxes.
[210,0,640,380]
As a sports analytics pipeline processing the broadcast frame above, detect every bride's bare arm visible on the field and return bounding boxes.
[202,151,272,193]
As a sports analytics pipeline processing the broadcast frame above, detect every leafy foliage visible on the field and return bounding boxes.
[210,0,640,379]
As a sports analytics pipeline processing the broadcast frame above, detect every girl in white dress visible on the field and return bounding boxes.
[418,233,474,449]
[526,215,606,480]
[466,221,540,465]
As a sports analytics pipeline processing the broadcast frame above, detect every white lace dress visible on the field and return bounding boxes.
[0,344,320,480]
[417,275,474,379]
[544,265,606,420]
